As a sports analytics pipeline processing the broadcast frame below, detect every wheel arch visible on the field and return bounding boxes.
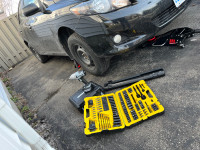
[58,27,75,59]
[24,40,29,47]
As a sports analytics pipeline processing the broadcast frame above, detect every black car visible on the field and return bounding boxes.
[18,0,191,75]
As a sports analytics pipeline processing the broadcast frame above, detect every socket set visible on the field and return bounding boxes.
[84,80,164,135]
[84,93,125,135]
[115,80,164,127]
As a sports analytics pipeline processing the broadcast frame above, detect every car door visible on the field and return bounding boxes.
[21,0,49,54]
[18,0,32,43]
[21,0,66,55]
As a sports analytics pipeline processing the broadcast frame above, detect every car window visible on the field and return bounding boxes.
[24,0,33,6]
[24,0,35,6]
[42,0,55,6]
[23,0,40,7]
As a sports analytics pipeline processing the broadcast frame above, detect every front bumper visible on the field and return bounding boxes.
[86,0,191,57]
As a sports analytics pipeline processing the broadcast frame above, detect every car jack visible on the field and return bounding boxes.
[143,27,200,48]
[69,69,165,113]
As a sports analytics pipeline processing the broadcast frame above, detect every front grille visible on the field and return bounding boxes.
[152,0,191,27]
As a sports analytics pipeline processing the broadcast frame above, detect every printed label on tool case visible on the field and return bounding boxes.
[84,80,164,135]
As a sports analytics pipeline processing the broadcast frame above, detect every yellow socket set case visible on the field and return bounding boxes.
[84,80,164,135]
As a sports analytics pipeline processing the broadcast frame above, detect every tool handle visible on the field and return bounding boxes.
[105,68,164,85]
[80,77,88,85]
[104,68,165,91]
[194,29,200,33]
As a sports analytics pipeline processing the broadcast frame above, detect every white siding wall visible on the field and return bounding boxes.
[0,79,54,150]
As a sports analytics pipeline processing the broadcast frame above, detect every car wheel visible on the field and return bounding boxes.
[68,33,110,75]
[29,47,49,63]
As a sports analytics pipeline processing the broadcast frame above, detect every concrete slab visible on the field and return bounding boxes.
[9,1,200,149]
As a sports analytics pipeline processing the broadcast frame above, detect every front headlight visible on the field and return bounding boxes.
[70,0,131,15]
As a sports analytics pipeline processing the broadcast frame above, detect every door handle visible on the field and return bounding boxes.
[28,25,32,30]
[25,23,32,30]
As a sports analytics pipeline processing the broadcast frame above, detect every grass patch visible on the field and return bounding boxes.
[22,106,29,113]
[11,97,19,103]
[3,78,9,82]
[0,71,35,122]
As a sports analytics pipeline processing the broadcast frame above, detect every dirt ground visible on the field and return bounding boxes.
[9,1,200,149]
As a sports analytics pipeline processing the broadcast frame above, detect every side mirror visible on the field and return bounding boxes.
[43,3,48,8]
[22,3,40,17]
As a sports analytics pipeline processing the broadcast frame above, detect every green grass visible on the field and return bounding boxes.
[6,86,12,94]
[22,106,29,113]
[11,97,19,103]
[2,78,9,83]
[1,72,33,120]
[28,117,32,121]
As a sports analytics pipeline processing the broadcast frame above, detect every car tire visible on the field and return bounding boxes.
[29,46,49,63]
[68,33,110,76]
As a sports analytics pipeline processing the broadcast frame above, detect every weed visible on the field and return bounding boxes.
[28,117,32,121]
[28,112,34,118]
[11,97,19,103]
[7,86,12,94]
[22,106,29,113]
[3,78,9,83]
